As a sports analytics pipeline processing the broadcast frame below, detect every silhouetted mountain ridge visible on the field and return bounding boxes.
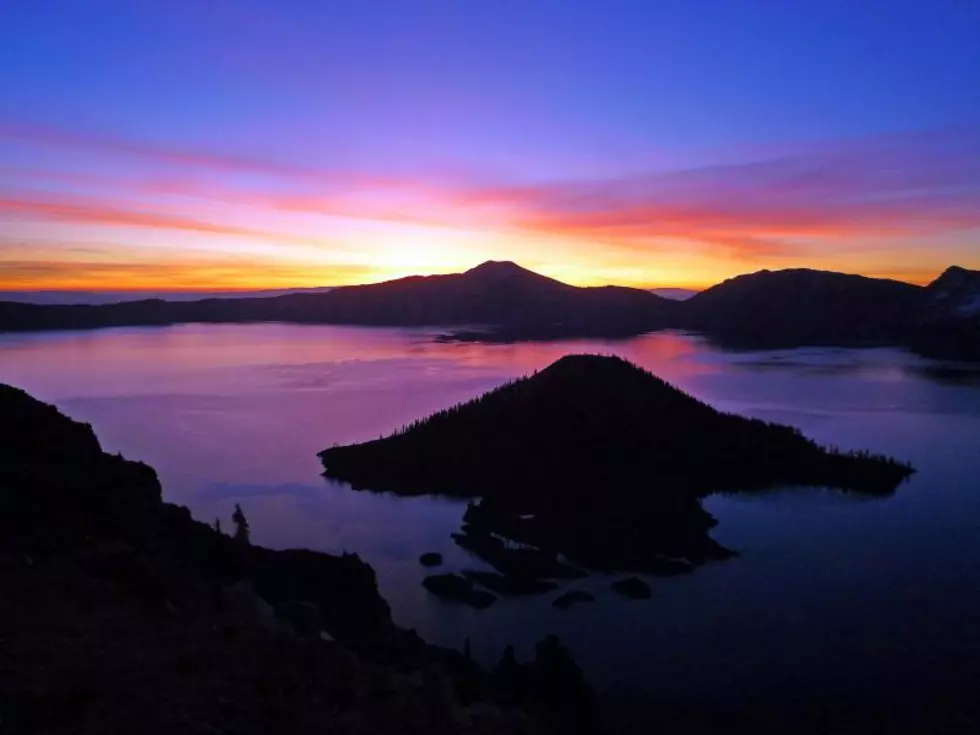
[911,265,980,360]
[683,268,925,347]
[0,260,675,336]
[0,261,977,359]
[925,265,980,317]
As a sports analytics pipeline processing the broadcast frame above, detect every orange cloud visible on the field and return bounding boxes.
[0,258,377,290]
[0,239,383,290]
[441,129,980,261]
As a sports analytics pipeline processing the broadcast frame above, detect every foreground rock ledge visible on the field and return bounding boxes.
[0,383,599,735]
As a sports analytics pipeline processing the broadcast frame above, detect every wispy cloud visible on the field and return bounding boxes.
[447,127,980,260]
[0,191,344,252]
[0,243,380,290]
[0,121,328,179]
[2,121,978,285]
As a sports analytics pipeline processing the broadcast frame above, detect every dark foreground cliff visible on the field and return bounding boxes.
[0,384,597,735]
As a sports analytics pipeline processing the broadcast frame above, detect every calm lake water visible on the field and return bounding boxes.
[2,323,979,707]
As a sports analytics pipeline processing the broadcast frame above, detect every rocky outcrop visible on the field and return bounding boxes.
[422,573,497,609]
[552,591,596,610]
[611,577,652,600]
[462,571,559,597]
[911,266,980,361]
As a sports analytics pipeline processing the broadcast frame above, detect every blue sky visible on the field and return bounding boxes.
[0,0,978,289]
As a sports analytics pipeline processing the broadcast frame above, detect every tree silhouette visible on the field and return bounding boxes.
[214,517,222,535]
[232,504,250,546]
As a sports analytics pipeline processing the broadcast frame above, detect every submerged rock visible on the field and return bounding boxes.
[462,570,558,596]
[452,529,587,579]
[419,552,443,567]
[611,577,651,599]
[422,573,497,609]
[646,557,696,576]
[553,590,596,610]
[457,499,730,579]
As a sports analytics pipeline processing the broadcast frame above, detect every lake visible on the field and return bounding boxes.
[2,323,979,713]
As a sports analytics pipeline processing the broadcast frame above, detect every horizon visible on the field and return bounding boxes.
[0,258,966,300]
[2,2,979,291]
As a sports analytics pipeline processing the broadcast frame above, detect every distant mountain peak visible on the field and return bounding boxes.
[929,264,980,291]
[465,260,538,277]
[941,265,973,277]
[650,287,698,301]
[461,260,565,289]
[932,265,978,285]
[925,265,980,321]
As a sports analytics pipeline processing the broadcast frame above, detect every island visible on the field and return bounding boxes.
[321,354,913,581]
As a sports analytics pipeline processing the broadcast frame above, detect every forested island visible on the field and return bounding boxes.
[321,355,913,584]
[321,354,913,496]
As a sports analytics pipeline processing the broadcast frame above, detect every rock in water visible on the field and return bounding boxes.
[419,552,443,567]
[611,577,651,600]
[553,591,596,610]
[462,570,558,596]
[422,573,497,609]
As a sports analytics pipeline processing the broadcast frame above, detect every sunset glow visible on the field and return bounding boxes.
[1,2,978,292]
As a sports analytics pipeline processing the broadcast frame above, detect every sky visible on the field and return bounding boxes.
[0,0,978,291]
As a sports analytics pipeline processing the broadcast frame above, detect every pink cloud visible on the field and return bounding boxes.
[444,127,980,259]
[0,191,335,249]
[0,121,337,180]
[3,123,978,266]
